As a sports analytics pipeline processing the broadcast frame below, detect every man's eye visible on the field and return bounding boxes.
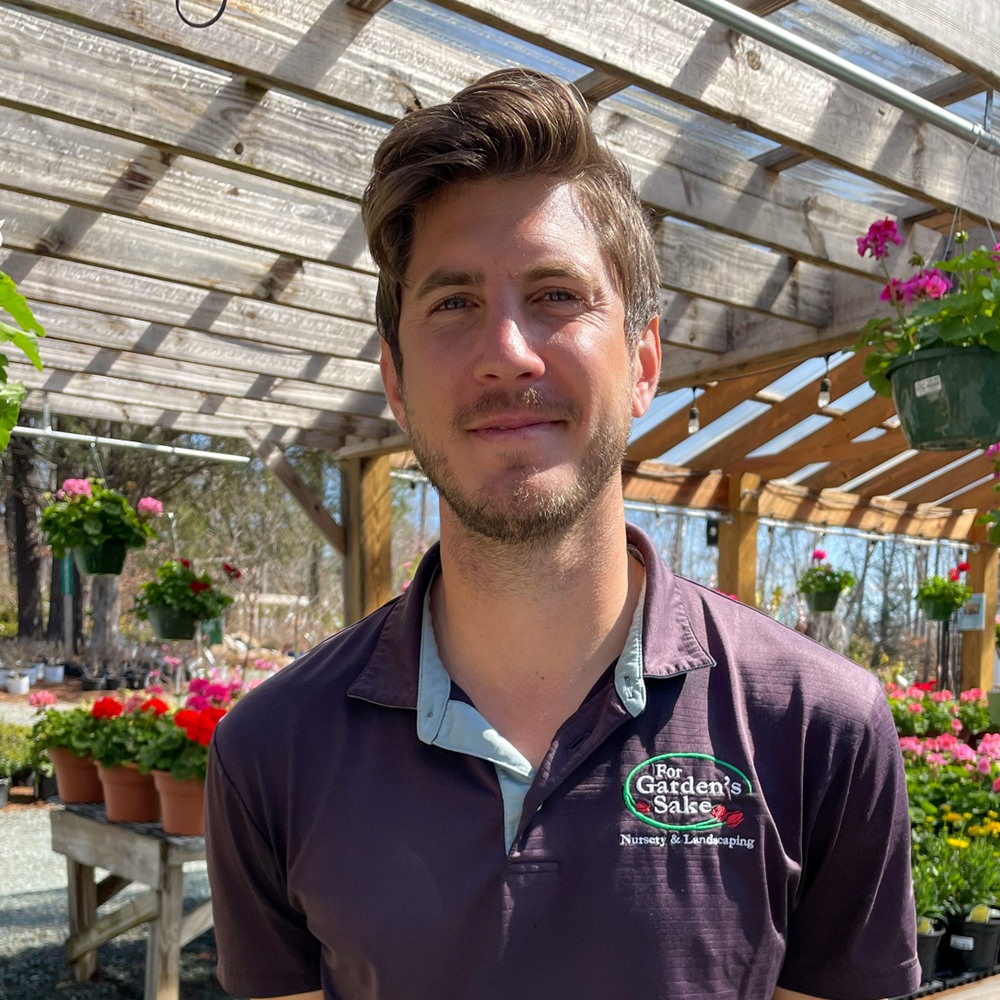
[435,295,468,311]
[542,289,579,302]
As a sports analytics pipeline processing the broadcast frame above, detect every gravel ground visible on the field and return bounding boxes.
[0,685,243,1000]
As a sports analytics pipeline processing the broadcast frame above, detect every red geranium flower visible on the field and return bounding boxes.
[91,696,123,719]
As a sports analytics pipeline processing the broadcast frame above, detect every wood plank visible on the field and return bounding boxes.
[0,107,373,270]
[0,189,378,323]
[0,5,388,198]
[654,218,831,325]
[433,0,1000,223]
[64,890,159,962]
[16,332,390,420]
[627,367,791,464]
[24,299,383,399]
[895,454,992,506]
[247,426,346,554]
[1,250,381,363]
[179,900,215,948]
[690,352,870,472]
[8,357,390,442]
[828,0,1000,86]
[50,809,165,883]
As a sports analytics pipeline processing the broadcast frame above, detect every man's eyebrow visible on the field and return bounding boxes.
[412,269,482,301]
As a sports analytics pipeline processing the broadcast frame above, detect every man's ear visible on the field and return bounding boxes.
[631,315,661,418]
[380,340,409,433]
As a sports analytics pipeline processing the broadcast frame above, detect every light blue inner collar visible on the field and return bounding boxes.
[416,575,647,851]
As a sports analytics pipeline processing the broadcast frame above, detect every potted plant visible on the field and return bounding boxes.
[137,704,228,835]
[89,693,172,822]
[30,695,105,802]
[853,219,1000,450]
[133,559,238,640]
[0,721,34,808]
[796,548,855,612]
[39,477,163,576]
[916,563,972,621]
[911,839,949,984]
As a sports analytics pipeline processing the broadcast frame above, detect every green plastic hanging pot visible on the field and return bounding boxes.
[887,346,1000,451]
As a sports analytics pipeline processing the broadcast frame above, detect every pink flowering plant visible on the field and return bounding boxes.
[887,682,990,740]
[853,219,1000,396]
[39,477,162,556]
[796,548,855,594]
[133,558,237,622]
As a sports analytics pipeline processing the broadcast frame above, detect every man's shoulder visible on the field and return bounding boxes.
[665,574,884,717]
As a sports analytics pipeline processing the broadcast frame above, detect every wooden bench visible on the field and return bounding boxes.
[49,803,213,1000]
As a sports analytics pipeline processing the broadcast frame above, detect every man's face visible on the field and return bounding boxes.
[381,175,660,545]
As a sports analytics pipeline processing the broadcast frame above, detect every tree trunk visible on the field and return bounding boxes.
[8,433,44,638]
[90,575,121,653]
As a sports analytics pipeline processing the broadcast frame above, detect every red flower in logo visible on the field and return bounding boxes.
[710,804,727,821]
[634,800,652,815]
[725,811,745,828]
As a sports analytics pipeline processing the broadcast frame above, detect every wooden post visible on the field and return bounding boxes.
[341,455,393,625]
[65,858,98,981]
[717,473,760,606]
[961,525,998,692]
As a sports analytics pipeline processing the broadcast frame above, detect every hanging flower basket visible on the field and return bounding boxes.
[804,590,840,613]
[147,605,198,641]
[887,346,1000,451]
[919,596,957,622]
[71,540,128,577]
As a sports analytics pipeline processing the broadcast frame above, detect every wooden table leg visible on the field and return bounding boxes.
[65,858,98,981]
[145,858,184,1000]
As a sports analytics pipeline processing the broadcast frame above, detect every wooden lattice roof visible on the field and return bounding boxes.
[3,0,1000,537]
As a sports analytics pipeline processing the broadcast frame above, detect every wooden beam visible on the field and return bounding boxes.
[895,455,992,507]
[718,473,760,604]
[627,366,791,464]
[827,1,1000,88]
[246,427,346,555]
[341,455,392,624]
[691,352,869,473]
[961,525,999,692]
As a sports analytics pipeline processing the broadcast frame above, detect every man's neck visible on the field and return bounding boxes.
[428,501,643,766]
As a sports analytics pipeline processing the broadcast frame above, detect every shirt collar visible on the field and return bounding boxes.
[347,523,716,710]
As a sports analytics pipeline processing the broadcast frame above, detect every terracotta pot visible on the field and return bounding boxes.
[48,746,104,804]
[152,771,205,836]
[96,762,160,823]
[72,541,128,576]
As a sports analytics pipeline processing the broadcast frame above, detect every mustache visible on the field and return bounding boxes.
[453,388,579,427]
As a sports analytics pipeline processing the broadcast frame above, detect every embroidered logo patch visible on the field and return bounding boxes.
[623,752,752,832]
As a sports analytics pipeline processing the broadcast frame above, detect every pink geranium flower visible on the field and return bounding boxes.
[137,496,163,516]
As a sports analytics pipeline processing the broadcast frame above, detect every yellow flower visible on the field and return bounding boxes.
[944,811,964,824]
[946,837,970,849]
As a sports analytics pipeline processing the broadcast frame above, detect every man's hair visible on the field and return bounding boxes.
[362,67,660,374]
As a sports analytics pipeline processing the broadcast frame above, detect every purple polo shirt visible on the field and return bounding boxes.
[205,525,919,1000]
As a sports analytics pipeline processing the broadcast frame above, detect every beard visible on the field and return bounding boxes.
[404,386,631,547]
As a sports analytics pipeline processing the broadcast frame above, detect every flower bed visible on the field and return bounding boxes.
[889,683,1000,990]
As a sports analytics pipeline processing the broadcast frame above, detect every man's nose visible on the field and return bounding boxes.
[473,308,546,382]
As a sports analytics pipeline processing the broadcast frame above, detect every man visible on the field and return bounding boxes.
[205,69,919,1000]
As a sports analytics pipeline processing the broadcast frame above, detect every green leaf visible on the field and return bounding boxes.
[0,380,27,451]
[0,320,43,370]
[0,272,45,336]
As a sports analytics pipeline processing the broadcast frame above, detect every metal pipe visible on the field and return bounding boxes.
[672,0,1000,154]
[10,425,250,464]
